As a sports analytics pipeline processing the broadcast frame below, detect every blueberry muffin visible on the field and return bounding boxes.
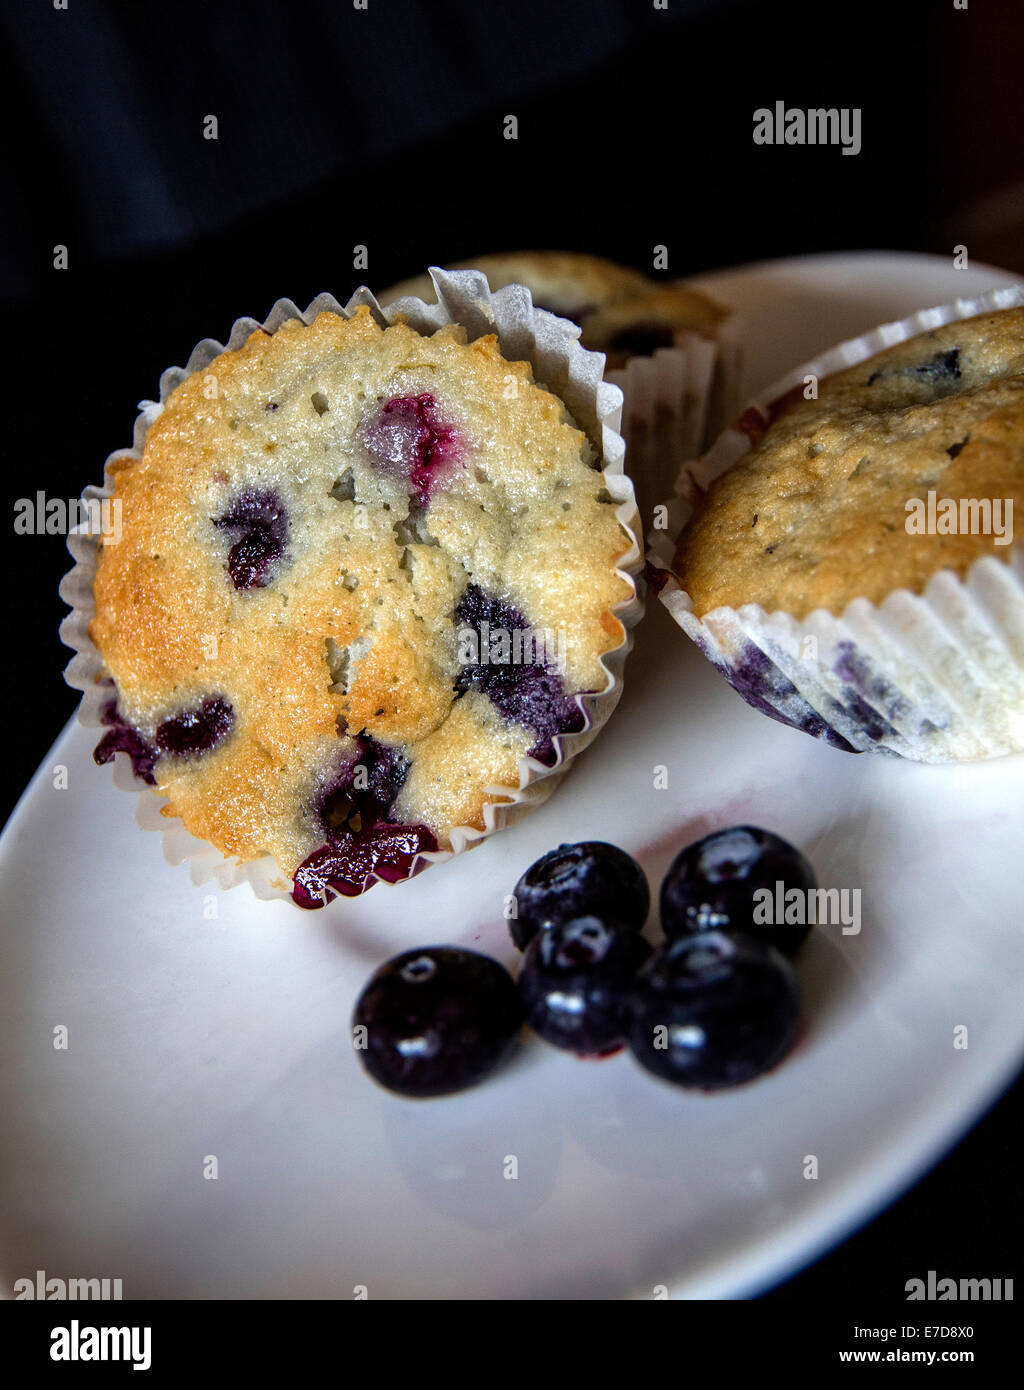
[581,284,727,370]
[381,251,725,367]
[87,306,635,907]
[675,308,1024,619]
[651,300,1024,762]
[381,252,653,328]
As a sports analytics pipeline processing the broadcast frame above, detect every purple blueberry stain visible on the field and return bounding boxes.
[702,636,931,752]
[213,488,288,591]
[831,641,904,742]
[706,639,859,753]
[453,585,586,763]
[292,736,437,908]
[361,393,461,505]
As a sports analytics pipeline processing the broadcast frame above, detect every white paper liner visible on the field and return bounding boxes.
[704,312,745,442]
[647,282,1024,763]
[60,270,645,903]
[606,334,715,524]
[606,316,744,528]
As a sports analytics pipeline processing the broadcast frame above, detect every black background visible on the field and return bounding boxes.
[1,0,1021,1304]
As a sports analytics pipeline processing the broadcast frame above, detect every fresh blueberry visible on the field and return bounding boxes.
[628,931,801,1089]
[361,393,461,505]
[155,696,234,756]
[660,825,816,957]
[352,947,523,1097]
[519,915,652,1055]
[214,488,288,591]
[454,584,586,761]
[510,841,650,950]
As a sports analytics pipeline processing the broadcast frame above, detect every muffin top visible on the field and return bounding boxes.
[674,308,1024,619]
[90,307,632,905]
[380,252,725,366]
[381,251,653,320]
[583,284,726,367]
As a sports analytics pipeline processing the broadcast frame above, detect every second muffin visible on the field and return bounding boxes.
[650,294,1024,762]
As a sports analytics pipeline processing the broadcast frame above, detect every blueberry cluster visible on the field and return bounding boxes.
[350,827,816,1099]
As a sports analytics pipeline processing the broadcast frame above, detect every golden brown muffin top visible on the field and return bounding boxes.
[379,253,726,365]
[380,251,654,316]
[90,308,632,886]
[674,308,1024,619]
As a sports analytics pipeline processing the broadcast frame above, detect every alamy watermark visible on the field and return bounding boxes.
[13,1268,122,1299]
[906,1271,1013,1301]
[753,882,861,935]
[905,492,1013,544]
[753,102,862,156]
[456,620,567,674]
[50,1320,151,1372]
[14,492,122,543]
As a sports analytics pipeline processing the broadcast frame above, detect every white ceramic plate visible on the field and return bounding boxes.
[2,252,1023,1301]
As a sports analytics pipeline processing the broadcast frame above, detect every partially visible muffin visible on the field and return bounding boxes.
[675,308,1024,619]
[381,251,653,325]
[380,251,725,366]
[88,306,634,906]
[580,284,727,369]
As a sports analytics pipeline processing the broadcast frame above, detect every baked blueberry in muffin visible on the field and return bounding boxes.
[87,306,634,906]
